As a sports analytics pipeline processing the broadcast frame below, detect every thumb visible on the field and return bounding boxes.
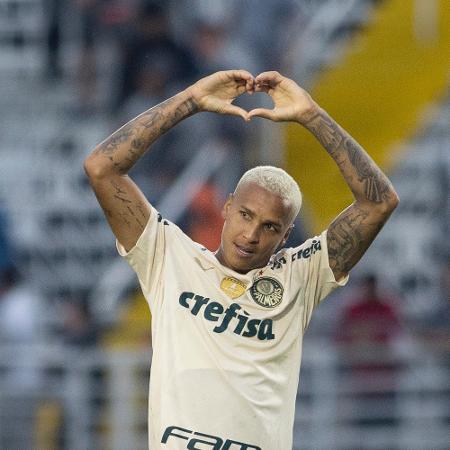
[248,108,277,121]
[221,104,250,121]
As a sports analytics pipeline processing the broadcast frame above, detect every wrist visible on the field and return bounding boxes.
[183,85,202,113]
[296,101,320,125]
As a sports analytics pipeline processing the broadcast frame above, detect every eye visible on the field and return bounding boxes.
[264,223,277,232]
[240,210,250,219]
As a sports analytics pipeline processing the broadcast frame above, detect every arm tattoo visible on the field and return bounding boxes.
[108,180,146,231]
[327,204,386,277]
[305,110,395,204]
[327,205,367,275]
[304,109,398,277]
[344,138,391,202]
[93,96,198,174]
[304,112,343,154]
[96,125,134,156]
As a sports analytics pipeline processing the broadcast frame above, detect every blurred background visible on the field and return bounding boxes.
[0,0,449,449]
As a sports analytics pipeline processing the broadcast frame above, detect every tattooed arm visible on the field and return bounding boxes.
[84,70,254,251]
[248,71,399,281]
[301,109,399,280]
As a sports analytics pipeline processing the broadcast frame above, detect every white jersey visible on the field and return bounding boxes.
[117,206,348,450]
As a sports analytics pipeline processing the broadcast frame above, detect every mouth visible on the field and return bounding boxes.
[234,243,255,258]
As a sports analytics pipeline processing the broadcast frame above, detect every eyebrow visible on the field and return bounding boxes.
[240,206,283,229]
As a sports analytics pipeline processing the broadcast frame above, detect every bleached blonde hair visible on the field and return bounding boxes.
[235,166,302,223]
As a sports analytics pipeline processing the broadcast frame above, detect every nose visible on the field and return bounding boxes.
[243,223,260,244]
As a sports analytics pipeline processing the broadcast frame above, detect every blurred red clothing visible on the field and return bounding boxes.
[339,296,401,345]
[336,276,402,378]
[188,184,224,251]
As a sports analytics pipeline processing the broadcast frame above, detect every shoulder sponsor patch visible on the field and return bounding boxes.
[250,277,284,308]
[292,239,321,262]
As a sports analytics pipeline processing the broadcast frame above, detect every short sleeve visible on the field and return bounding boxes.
[116,205,172,302]
[289,229,349,330]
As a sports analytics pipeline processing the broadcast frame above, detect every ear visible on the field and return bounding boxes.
[221,194,234,220]
[280,224,294,247]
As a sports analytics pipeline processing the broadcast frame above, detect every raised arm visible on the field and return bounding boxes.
[302,108,399,281]
[248,71,399,281]
[84,70,254,251]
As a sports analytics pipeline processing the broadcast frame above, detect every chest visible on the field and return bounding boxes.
[159,251,301,345]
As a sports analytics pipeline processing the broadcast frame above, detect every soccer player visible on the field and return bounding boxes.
[84,70,399,449]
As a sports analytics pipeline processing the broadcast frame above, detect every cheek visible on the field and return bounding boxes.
[264,236,284,253]
[223,216,239,236]
[221,220,235,245]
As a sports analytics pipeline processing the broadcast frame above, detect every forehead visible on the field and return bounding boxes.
[233,182,292,225]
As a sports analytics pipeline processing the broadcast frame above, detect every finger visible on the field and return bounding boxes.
[224,69,254,84]
[246,76,255,95]
[248,108,277,121]
[221,103,250,122]
[235,83,248,96]
[220,70,255,95]
[254,82,271,94]
[255,71,283,86]
[233,69,254,81]
[229,80,254,98]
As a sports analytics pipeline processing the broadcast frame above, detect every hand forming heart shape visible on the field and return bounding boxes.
[187,70,318,124]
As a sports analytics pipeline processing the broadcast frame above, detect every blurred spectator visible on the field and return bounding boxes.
[231,0,299,70]
[44,0,64,79]
[175,0,297,72]
[190,20,259,76]
[73,0,102,114]
[418,257,450,360]
[74,0,139,114]
[335,274,404,427]
[336,274,403,374]
[0,266,44,449]
[187,183,224,251]
[120,52,178,121]
[113,2,197,112]
[0,203,13,270]
[0,267,43,359]
[55,298,101,450]
[61,299,98,348]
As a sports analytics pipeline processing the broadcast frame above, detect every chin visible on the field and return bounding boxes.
[234,259,263,274]
[234,266,252,274]
[228,258,252,274]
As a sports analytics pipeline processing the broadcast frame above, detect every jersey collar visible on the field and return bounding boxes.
[193,245,265,283]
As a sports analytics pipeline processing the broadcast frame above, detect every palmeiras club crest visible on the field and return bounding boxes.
[250,277,284,308]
